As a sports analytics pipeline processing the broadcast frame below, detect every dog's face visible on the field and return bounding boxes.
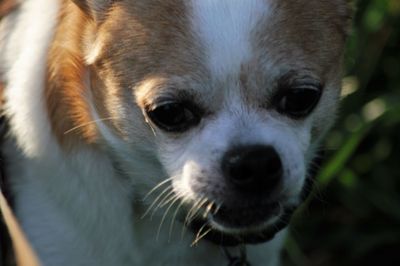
[74,0,351,244]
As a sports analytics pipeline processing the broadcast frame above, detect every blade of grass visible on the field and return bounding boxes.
[318,123,371,187]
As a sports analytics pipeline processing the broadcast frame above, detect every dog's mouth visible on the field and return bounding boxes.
[182,154,320,246]
[187,202,297,246]
[210,202,280,229]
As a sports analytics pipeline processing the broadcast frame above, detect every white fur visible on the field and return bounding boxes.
[2,0,60,158]
[191,0,270,79]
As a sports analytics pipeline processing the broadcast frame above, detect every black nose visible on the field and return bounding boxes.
[222,145,283,194]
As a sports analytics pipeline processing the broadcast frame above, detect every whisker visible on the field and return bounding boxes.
[180,197,210,242]
[141,186,172,219]
[63,117,116,135]
[186,198,209,224]
[160,190,180,208]
[156,196,180,241]
[192,228,212,246]
[191,222,212,246]
[202,201,215,219]
[150,190,177,220]
[168,198,186,241]
[183,197,202,225]
[153,189,175,211]
[181,197,204,240]
[144,118,157,137]
[213,203,222,215]
[179,194,193,240]
[143,177,174,200]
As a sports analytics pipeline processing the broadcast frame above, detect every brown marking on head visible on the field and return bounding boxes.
[232,0,352,128]
[81,0,209,136]
[245,0,352,90]
[46,0,208,148]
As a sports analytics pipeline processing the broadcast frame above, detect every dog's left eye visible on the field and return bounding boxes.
[275,87,322,118]
[146,102,201,132]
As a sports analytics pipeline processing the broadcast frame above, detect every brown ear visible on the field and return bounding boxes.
[71,0,115,20]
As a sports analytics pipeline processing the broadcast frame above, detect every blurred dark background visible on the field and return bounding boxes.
[283,0,400,265]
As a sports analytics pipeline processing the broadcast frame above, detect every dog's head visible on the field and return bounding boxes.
[69,0,352,245]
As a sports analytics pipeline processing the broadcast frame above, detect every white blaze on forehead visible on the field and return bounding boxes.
[190,0,270,79]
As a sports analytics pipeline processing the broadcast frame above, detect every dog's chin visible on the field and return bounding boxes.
[188,203,297,246]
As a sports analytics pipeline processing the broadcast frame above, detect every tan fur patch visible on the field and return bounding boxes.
[46,0,204,147]
[233,0,352,111]
[250,0,351,80]
[0,0,18,18]
[85,0,207,135]
[46,1,98,149]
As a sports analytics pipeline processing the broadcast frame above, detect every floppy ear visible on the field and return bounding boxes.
[71,0,115,20]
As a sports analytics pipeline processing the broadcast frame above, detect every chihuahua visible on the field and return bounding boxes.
[0,0,351,265]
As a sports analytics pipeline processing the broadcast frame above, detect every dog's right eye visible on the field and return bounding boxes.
[146,102,201,132]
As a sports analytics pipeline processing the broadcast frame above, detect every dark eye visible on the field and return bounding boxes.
[275,87,322,118]
[146,102,201,132]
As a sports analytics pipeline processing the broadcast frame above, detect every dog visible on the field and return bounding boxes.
[0,0,352,265]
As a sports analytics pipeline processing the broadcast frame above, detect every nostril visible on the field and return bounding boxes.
[222,145,283,194]
[268,155,283,178]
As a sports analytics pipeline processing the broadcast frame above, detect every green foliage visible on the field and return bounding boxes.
[284,0,400,265]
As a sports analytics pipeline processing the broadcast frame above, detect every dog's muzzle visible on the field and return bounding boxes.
[186,148,323,247]
[185,145,288,246]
